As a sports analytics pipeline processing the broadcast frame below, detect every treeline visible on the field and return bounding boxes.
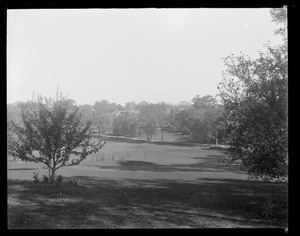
[7,94,223,144]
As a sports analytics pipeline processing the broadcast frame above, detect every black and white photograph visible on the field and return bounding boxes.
[7,7,288,229]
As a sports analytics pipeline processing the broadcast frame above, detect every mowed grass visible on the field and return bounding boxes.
[7,140,288,229]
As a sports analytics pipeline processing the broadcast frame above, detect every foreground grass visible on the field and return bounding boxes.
[7,140,287,229]
[7,176,287,229]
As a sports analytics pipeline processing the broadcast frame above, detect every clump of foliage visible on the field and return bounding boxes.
[113,112,139,136]
[67,178,78,185]
[42,174,49,183]
[171,95,222,144]
[33,172,40,183]
[8,90,105,183]
[56,174,63,183]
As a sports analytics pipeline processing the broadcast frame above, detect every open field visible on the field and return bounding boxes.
[7,140,288,229]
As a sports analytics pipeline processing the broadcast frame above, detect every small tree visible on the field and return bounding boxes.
[139,115,157,140]
[8,92,105,182]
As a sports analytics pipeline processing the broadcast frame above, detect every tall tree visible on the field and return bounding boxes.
[217,42,287,180]
[8,92,105,182]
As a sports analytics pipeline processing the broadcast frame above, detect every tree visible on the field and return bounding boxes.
[138,114,157,140]
[92,100,119,135]
[174,107,196,142]
[143,119,157,140]
[167,106,181,132]
[192,95,217,110]
[155,102,171,142]
[135,102,172,142]
[8,92,105,182]
[7,102,24,154]
[217,43,287,181]
[78,104,94,123]
[124,101,136,111]
[191,107,222,144]
[93,113,112,136]
[217,8,288,181]
[113,112,138,137]
[270,7,287,42]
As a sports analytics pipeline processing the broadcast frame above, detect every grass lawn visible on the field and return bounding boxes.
[7,140,288,229]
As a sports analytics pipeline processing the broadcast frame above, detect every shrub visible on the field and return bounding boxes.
[56,174,63,183]
[33,172,39,183]
[42,174,49,183]
[68,178,78,185]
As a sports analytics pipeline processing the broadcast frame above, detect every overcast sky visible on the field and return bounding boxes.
[7,8,283,106]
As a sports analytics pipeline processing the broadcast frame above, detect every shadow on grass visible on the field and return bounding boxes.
[7,176,288,229]
[84,154,245,174]
[7,168,40,171]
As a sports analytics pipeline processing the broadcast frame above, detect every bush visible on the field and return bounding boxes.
[33,172,39,183]
[42,174,49,183]
[56,174,63,183]
[67,178,78,185]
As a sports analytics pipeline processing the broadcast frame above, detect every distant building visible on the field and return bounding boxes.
[115,109,140,118]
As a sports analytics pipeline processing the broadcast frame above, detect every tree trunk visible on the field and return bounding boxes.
[139,127,141,140]
[161,127,164,142]
[51,169,56,183]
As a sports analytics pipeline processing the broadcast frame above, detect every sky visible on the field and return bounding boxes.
[7,8,283,106]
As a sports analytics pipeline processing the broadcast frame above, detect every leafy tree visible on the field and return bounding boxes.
[217,8,287,181]
[154,102,171,142]
[270,7,287,41]
[191,107,222,144]
[113,112,138,137]
[7,102,24,154]
[174,107,196,142]
[143,118,157,140]
[138,114,157,140]
[8,92,105,182]
[124,101,136,111]
[217,43,287,181]
[94,113,112,136]
[7,102,23,125]
[167,106,180,132]
[78,104,94,123]
[135,102,172,141]
[92,100,121,135]
[192,95,217,110]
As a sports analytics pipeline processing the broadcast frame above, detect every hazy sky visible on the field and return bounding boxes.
[7,8,283,106]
